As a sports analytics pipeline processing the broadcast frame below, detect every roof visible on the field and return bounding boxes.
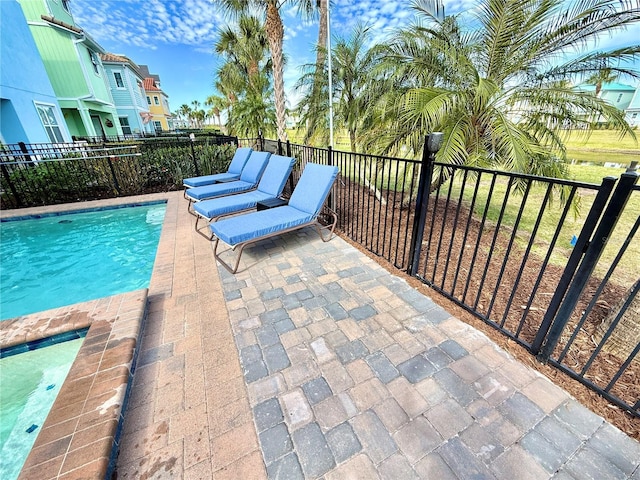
[101,53,144,78]
[577,82,636,92]
[143,78,161,91]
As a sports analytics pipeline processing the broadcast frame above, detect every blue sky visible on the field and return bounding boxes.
[69,0,640,113]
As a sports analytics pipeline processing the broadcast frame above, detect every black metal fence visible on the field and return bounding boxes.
[2,135,638,416]
[256,135,639,417]
[0,136,238,208]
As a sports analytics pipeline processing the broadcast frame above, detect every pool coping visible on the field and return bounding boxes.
[0,193,173,479]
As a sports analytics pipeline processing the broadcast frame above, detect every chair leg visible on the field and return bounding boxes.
[187,199,198,216]
[213,238,245,274]
[314,210,337,242]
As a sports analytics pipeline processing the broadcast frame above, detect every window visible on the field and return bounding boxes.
[154,121,162,132]
[114,72,124,88]
[35,103,64,143]
[154,96,160,105]
[146,96,151,105]
[61,0,71,12]
[88,50,100,75]
[616,93,623,103]
[119,117,132,135]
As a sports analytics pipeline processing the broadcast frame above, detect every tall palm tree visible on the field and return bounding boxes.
[331,24,380,153]
[368,0,639,177]
[218,0,317,142]
[213,13,276,137]
[215,15,271,98]
[178,104,192,128]
[205,95,227,127]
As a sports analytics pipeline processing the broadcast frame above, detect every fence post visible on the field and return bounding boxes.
[258,131,264,151]
[286,140,291,157]
[537,171,639,361]
[407,133,443,276]
[531,176,617,354]
[18,142,33,165]
[278,139,283,155]
[327,145,335,211]
[189,133,200,176]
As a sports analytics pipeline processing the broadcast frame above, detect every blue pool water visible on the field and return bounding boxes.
[0,203,166,320]
[0,337,84,479]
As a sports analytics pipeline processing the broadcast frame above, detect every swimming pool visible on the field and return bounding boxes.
[0,336,84,479]
[0,203,166,320]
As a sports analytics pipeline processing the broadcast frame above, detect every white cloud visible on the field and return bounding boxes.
[71,0,222,48]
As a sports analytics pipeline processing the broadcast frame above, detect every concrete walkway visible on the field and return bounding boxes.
[116,192,640,479]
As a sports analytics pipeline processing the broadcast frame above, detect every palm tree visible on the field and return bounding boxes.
[205,95,229,128]
[218,0,318,142]
[178,104,192,128]
[331,24,381,154]
[213,13,276,138]
[367,0,639,178]
[587,68,620,97]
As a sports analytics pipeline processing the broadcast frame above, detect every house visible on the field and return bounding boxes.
[0,0,71,144]
[577,82,637,111]
[17,0,122,139]
[625,88,640,128]
[101,53,155,136]
[139,65,173,132]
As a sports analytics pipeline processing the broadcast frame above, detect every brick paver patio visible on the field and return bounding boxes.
[114,191,639,479]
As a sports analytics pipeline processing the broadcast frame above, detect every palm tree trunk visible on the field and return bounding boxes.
[311,0,328,108]
[265,3,287,142]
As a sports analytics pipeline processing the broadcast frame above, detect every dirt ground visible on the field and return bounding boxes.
[332,184,639,440]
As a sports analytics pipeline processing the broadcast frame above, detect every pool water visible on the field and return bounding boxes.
[0,203,166,320]
[0,337,84,479]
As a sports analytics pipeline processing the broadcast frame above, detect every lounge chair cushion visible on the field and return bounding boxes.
[193,190,273,219]
[239,151,271,183]
[288,163,338,215]
[193,155,296,219]
[258,155,296,197]
[186,151,271,201]
[186,180,256,201]
[211,206,313,245]
[183,147,252,187]
[184,172,239,187]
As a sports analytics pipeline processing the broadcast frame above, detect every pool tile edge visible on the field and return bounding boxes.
[16,289,148,480]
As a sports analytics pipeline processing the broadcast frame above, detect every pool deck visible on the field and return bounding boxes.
[2,191,639,479]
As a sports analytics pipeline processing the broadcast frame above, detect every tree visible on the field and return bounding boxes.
[213,13,276,138]
[587,68,620,97]
[178,104,192,128]
[217,0,318,142]
[205,95,229,128]
[365,0,639,178]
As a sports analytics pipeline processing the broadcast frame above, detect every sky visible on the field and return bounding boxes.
[69,0,640,114]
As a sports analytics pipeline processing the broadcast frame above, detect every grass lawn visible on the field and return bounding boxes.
[564,129,639,166]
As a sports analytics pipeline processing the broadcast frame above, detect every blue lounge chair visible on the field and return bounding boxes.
[185,151,271,213]
[193,154,296,234]
[183,146,252,188]
[210,163,339,273]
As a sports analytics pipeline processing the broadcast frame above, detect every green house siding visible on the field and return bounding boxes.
[18,0,121,138]
[29,25,88,98]
[19,0,73,23]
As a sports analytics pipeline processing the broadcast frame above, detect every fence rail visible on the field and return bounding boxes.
[2,136,638,416]
[1,137,238,208]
